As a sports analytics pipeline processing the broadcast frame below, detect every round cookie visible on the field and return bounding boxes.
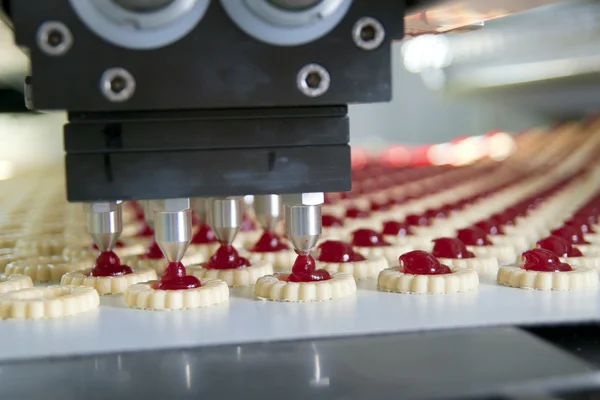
[378,255,478,295]
[0,285,100,320]
[0,274,33,294]
[190,261,272,287]
[61,267,157,295]
[4,256,87,283]
[255,272,356,302]
[497,248,598,291]
[125,278,229,310]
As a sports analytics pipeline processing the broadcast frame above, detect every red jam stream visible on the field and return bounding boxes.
[91,251,133,277]
[282,254,331,282]
[91,240,125,251]
[156,262,201,290]
[204,244,250,270]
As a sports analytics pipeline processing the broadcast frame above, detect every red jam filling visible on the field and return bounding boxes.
[322,214,344,227]
[136,222,154,237]
[140,241,164,260]
[240,214,257,232]
[285,254,331,282]
[370,200,391,212]
[351,229,391,247]
[431,238,475,259]
[456,227,492,246]
[316,240,366,263]
[474,219,504,235]
[204,244,251,270]
[91,251,133,277]
[346,207,370,219]
[404,214,430,227]
[565,218,595,234]
[399,250,452,275]
[382,220,412,237]
[550,226,590,245]
[491,212,515,226]
[191,223,218,244]
[424,208,446,220]
[250,231,289,252]
[90,240,125,251]
[520,248,572,272]
[156,262,201,290]
[536,236,583,258]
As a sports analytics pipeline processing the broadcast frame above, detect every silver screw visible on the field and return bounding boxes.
[100,68,136,102]
[352,17,385,51]
[296,64,330,98]
[36,21,73,56]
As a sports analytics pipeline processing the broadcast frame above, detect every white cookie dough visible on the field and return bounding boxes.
[385,235,435,251]
[122,251,205,274]
[377,266,479,294]
[353,243,413,266]
[496,265,598,291]
[61,267,157,295]
[62,240,147,261]
[187,243,221,260]
[188,260,273,287]
[14,235,66,256]
[4,256,87,283]
[560,255,600,270]
[0,274,33,294]
[318,255,388,279]
[437,256,498,280]
[254,272,356,302]
[246,249,296,272]
[124,278,229,310]
[467,244,517,266]
[0,285,100,320]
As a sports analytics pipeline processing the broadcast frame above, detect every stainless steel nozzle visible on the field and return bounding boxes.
[154,198,192,263]
[192,198,209,224]
[141,200,156,229]
[285,204,322,255]
[85,201,123,252]
[253,194,282,231]
[208,197,243,244]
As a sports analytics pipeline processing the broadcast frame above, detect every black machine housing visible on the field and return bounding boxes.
[10,1,406,201]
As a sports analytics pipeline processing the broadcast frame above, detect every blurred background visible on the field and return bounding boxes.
[0,0,599,177]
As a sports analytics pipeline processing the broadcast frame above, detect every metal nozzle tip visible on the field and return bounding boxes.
[285,204,321,254]
[85,201,123,251]
[254,194,282,231]
[208,197,243,244]
[154,209,192,263]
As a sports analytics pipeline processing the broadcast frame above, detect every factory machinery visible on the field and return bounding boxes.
[5,0,566,271]
[3,1,600,399]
